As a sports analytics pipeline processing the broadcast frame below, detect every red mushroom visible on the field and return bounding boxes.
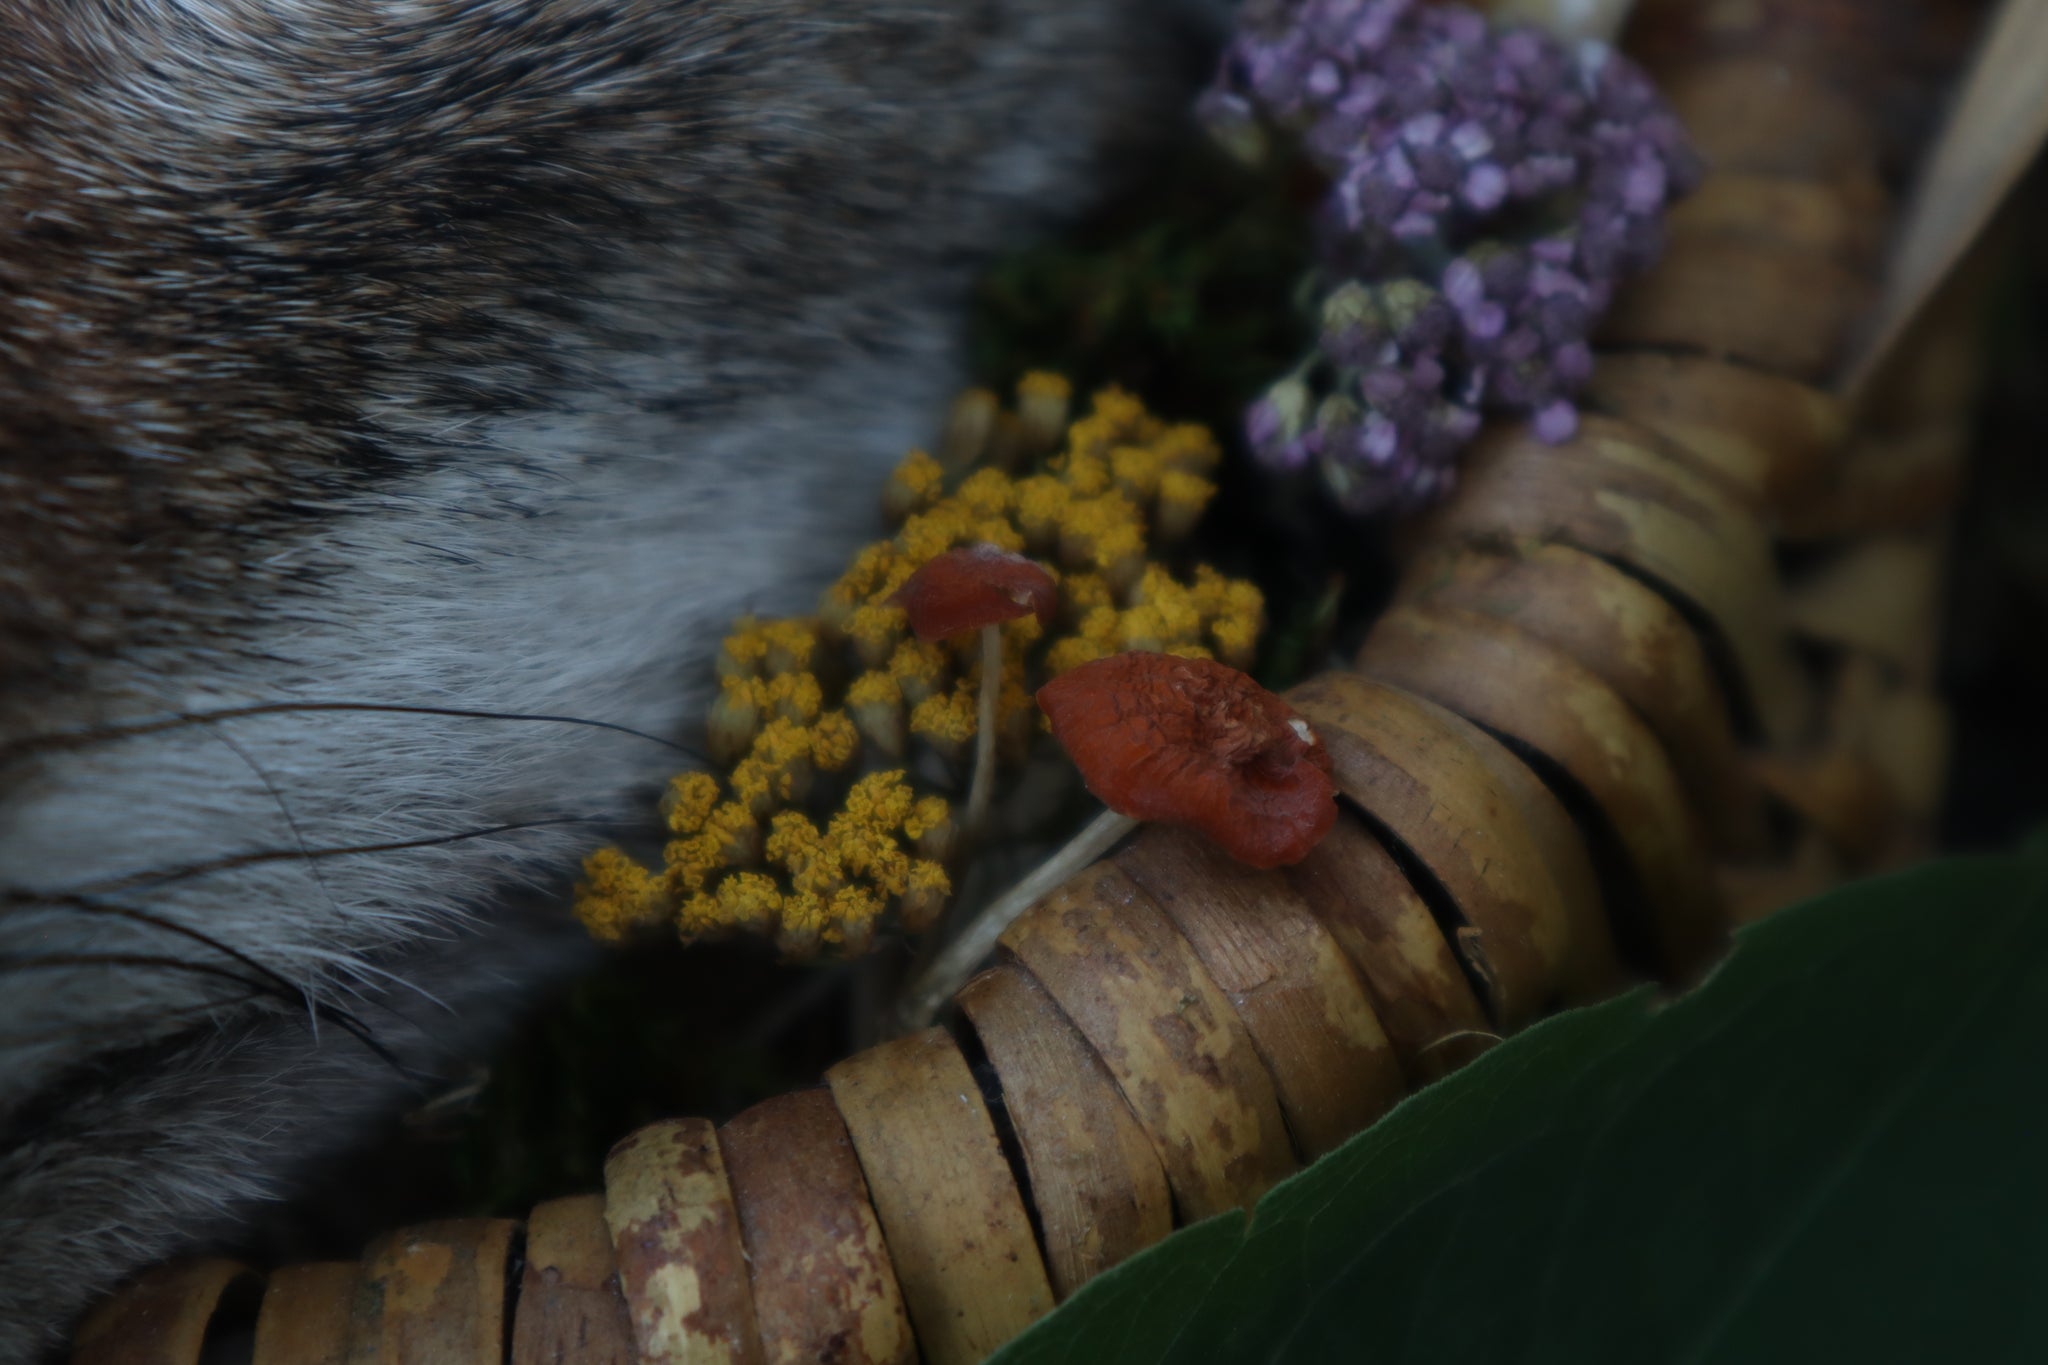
[892,545,1058,832]
[1035,651,1336,869]
[892,543,1057,643]
[899,650,1336,1028]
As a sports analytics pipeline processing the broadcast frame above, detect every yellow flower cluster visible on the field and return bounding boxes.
[665,768,955,958]
[827,377,1264,754]
[573,373,1265,957]
[576,618,953,956]
[1042,562,1266,678]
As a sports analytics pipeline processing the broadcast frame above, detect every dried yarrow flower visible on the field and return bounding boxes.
[573,376,1266,958]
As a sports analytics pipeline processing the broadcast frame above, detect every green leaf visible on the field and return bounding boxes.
[990,849,2048,1365]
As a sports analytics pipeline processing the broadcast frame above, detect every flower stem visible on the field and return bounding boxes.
[897,806,1137,1030]
[964,624,1001,835]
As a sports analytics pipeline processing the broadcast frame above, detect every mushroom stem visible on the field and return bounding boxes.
[898,806,1137,1030]
[964,624,1002,835]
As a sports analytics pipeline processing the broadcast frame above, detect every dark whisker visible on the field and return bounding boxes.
[40,814,605,898]
[0,950,280,987]
[0,991,271,1048]
[0,949,419,1080]
[208,727,353,1037]
[6,894,323,1009]
[0,700,709,768]
[0,896,379,1057]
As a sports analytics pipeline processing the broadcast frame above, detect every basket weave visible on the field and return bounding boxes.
[72,3,1990,1361]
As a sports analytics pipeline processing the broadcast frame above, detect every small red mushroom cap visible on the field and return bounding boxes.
[892,544,1059,642]
[1036,651,1337,869]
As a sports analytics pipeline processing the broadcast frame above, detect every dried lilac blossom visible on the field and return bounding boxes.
[1206,0,1701,514]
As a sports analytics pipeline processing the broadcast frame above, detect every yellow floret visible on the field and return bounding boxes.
[1016,371,1072,451]
[840,769,916,835]
[827,811,911,896]
[1158,465,1214,507]
[1000,610,1044,649]
[1156,468,1217,539]
[909,681,978,758]
[758,672,823,724]
[716,619,770,678]
[1208,579,1266,663]
[1013,475,1071,549]
[573,847,664,943]
[886,638,951,704]
[1210,598,1264,670]
[1118,569,1202,651]
[847,670,901,709]
[1156,421,1222,472]
[1110,443,1166,502]
[729,718,814,816]
[954,467,1016,521]
[780,889,828,936]
[844,671,905,758]
[1060,571,1115,620]
[765,809,825,872]
[907,858,952,899]
[829,542,902,609]
[1119,603,1202,654]
[675,891,723,938]
[899,858,953,931]
[940,387,999,467]
[758,618,819,675]
[662,830,727,897]
[904,795,952,842]
[786,826,846,896]
[790,861,844,902]
[1076,604,1122,646]
[885,448,946,521]
[705,674,762,766]
[1087,512,1147,577]
[1045,634,1112,676]
[964,516,1025,553]
[895,504,975,564]
[712,872,783,935]
[1057,494,1147,586]
[845,602,906,669]
[823,885,884,943]
[1054,450,1113,497]
[660,771,722,836]
[905,794,956,863]
[703,800,759,867]
[872,554,922,602]
[1087,384,1153,436]
[809,710,859,772]
[1017,371,1072,404]
[1188,563,1235,616]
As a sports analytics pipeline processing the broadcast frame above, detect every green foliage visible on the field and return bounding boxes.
[992,845,2048,1365]
[966,139,1391,688]
[968,142,1314,443]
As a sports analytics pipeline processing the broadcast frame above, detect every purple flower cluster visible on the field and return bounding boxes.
[1206,0,1700,514]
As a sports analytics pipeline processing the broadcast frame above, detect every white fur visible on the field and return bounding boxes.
[0,325,957,1102]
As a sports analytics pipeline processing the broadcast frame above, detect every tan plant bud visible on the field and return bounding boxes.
[939,386,998,471]
[705,678,760,767]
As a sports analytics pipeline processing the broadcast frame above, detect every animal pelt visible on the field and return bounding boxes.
[0,0,1212,1355]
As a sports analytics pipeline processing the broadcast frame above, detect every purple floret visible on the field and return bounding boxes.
[1214,0,1699,515]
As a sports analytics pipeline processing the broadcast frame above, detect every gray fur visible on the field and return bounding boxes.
[0,0,1207,1355]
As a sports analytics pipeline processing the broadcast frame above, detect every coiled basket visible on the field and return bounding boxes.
[72,2,1991,1361]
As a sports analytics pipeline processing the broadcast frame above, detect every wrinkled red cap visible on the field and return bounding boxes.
[892,544,1058,642]
[1036,651,1337,869]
